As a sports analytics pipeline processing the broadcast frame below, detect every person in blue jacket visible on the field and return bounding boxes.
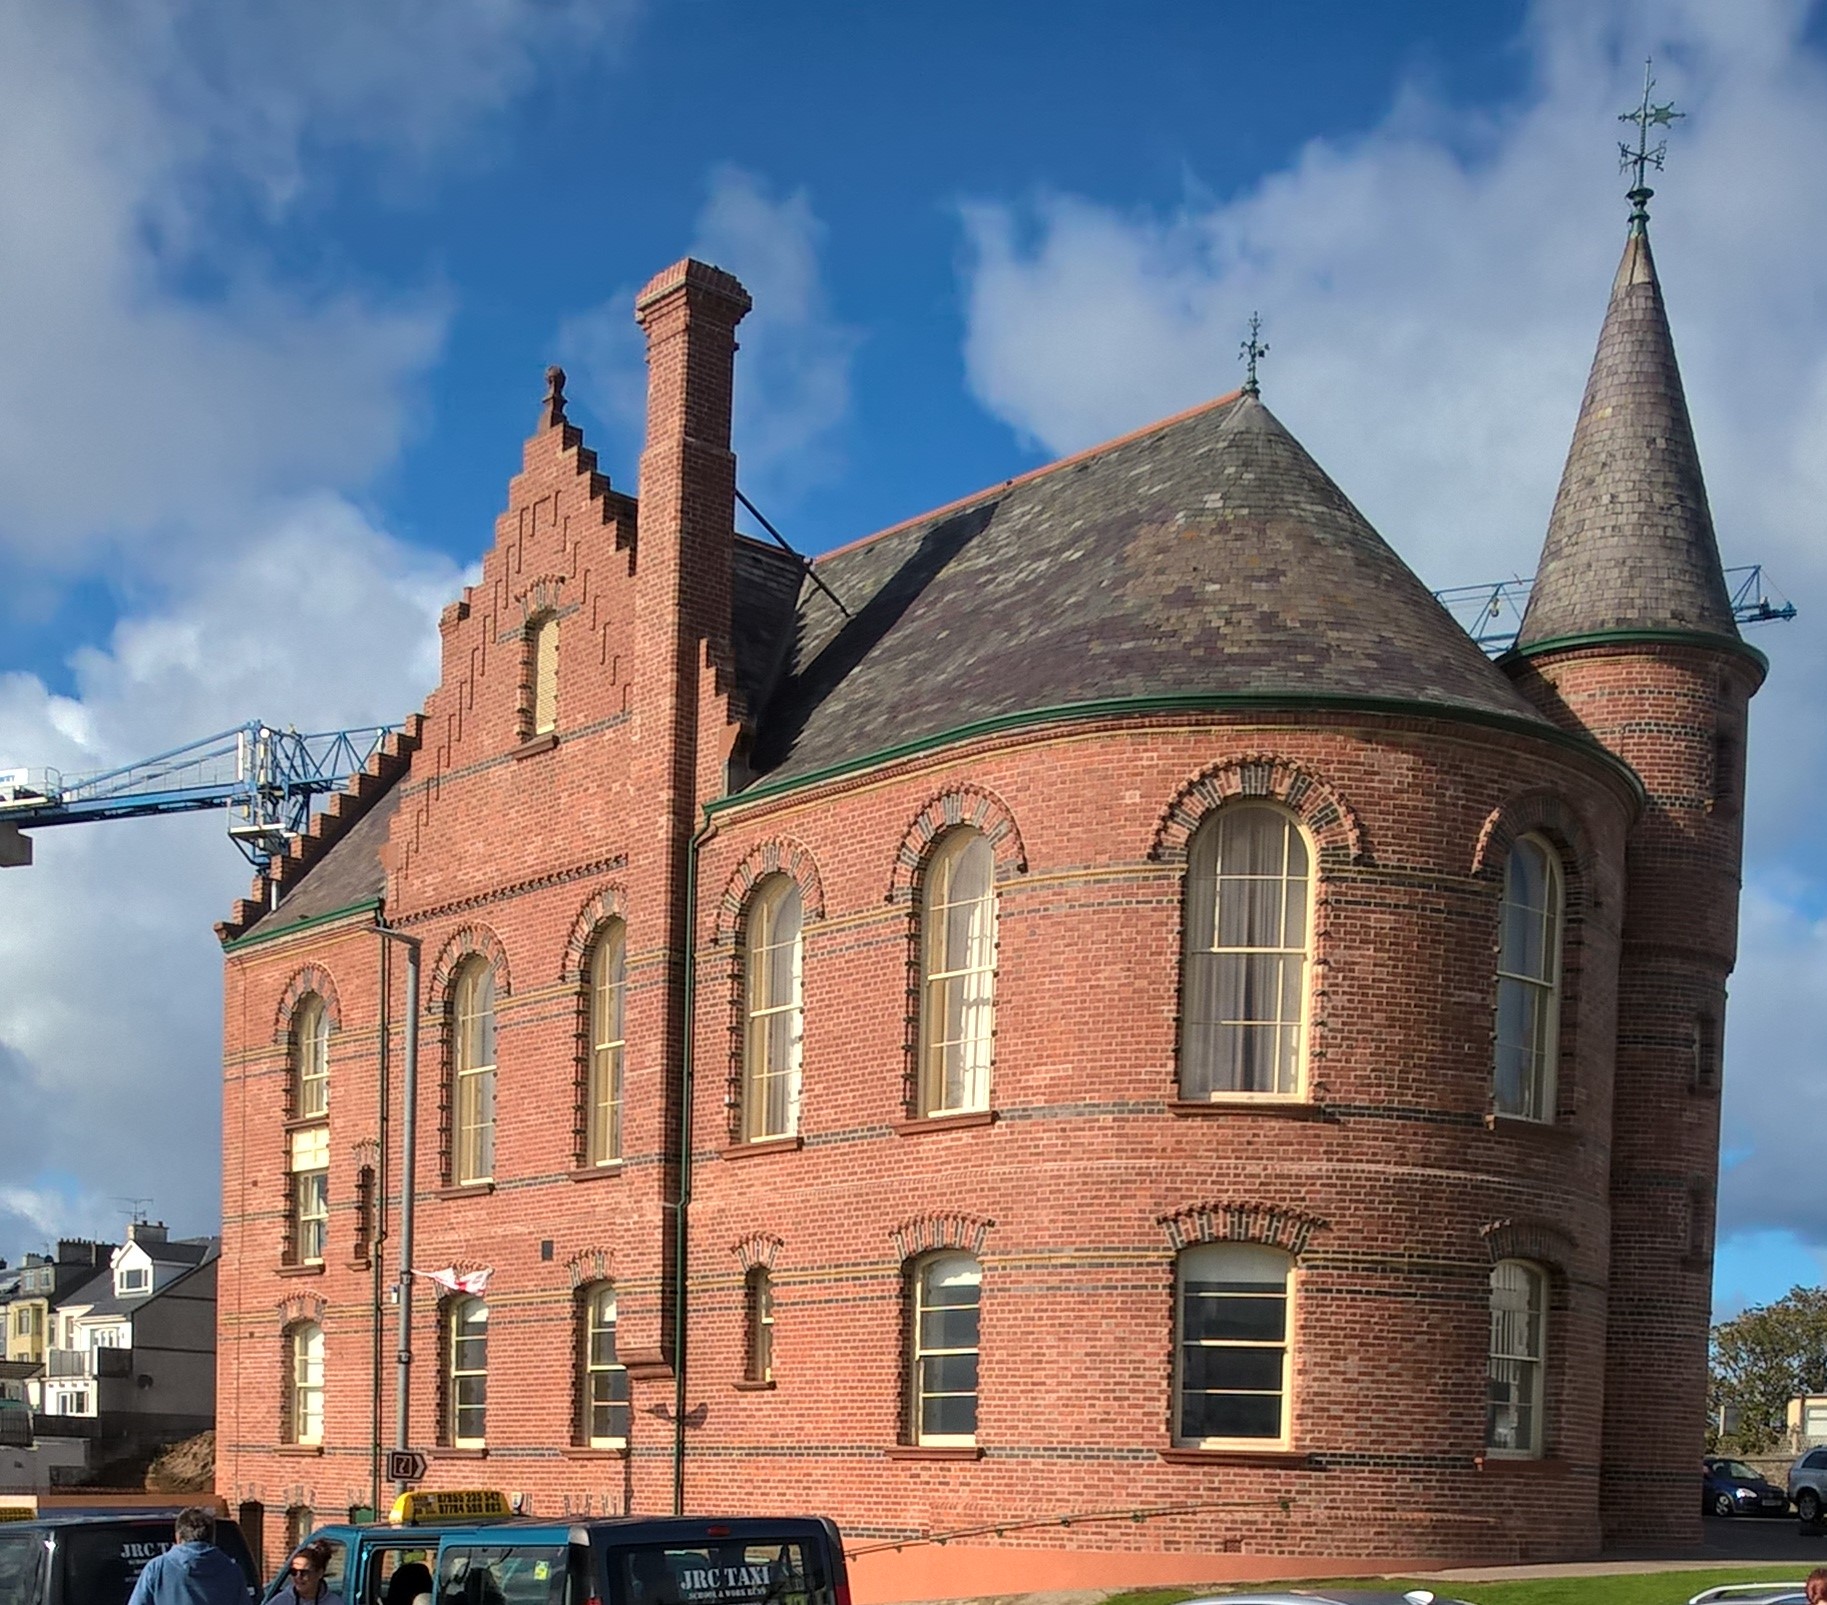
[126,1507,250,1604]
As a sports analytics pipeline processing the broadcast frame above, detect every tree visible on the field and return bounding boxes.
[1710,1286,1827,1452]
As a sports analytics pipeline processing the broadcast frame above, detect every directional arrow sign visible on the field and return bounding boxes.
[387,1449,428,1484]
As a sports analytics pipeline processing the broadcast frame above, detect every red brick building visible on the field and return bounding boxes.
[214,202,1762,1585]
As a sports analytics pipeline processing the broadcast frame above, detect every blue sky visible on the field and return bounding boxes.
[0,0,1822,1322]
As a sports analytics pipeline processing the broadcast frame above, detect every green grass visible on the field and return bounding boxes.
[1104,1569,1810,1605]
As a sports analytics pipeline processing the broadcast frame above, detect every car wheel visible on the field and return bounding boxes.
[1712,1491,1737,1518]
[1799,1488,1821,1524]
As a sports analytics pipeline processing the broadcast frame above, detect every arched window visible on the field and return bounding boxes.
[744,1267,774,1384]
[1494,835,1563,1121]
[448,1297,488,1448]
[1174,1241,1292,1447]
[743,877,803,1142]
[292,993,329,1119]
[586,924,626,1166]
[918,830,996,1116]
[528,613,559,737]
[287,1321,324,1446]
[580,1285,629,1449]
[1179,804,1311,1099]
[452,959,497,1184]
[1486,1260,1546,1456]
[910,1252,980,1446]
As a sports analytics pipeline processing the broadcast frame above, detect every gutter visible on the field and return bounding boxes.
[672,808,715,1515]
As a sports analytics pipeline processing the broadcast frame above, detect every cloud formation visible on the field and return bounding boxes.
[955,0,1827,1271]
[0,501,458,1258]
[0,0,631,574]
[562,165,860,508]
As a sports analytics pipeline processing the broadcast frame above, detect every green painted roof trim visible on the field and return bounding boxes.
[1503,627,1769,676]
[222,897,381,954]
[713,690,1646,816]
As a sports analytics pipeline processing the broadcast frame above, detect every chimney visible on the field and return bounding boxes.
[127,1221,169,1247]
[633,259,751,662]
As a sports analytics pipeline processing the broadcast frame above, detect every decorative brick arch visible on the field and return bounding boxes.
[1479,1217,1576,1272]
[565,1246,614,1290]
[1155,1200,1329,1258]
[561,885,628,982]
[885,786,1027,906]
[429,924,511,1001]
[1471,788,1598,890]
[271,964,342,1044]
[731,1233,784,1272]
[513,575,567,627]
[714,839,826,947]
[1150,755,1366,868]
[275,1292,326,1327]
[890,1213,995,1261]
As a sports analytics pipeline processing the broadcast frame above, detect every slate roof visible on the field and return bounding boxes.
[1517,225,1737,649]
[747,393,1551,783]
[244,781,400,940]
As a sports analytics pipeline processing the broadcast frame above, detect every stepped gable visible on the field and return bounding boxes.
[215,716,421,945]
[1516,225,1737,649]
[750,391,1549,783]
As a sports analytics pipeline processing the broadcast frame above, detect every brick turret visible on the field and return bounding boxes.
[1506,206,1766,1544]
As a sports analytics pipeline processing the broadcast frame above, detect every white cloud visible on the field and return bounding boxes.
[0,0,633,572]
[561,165,859,508]
[955,0,1827,1259]
[0,504,458,1261]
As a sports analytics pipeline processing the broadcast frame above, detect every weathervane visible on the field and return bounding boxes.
[1239,312,1268,397]
[1618,56,1683,230]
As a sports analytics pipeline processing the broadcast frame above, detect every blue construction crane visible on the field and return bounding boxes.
[0,721,399,871]
[1435,563,1797,655]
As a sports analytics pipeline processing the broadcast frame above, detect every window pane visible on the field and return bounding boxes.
[1182,1288,1287,1343]
[921,1391,978,1439]
[1182,1391,1281,1441]
[589,927,626,1165]
[1180,807,1309,1099]
[921,833,995,1115]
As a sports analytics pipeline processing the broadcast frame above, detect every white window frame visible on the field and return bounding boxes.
[1494,834,1564,1122]
[448,1297,488,1449]
[742,877,804,1142]
[1173,1241,1293,1449]
[587,924,626,1166]
[910,1252,980,1447]
[582,1286,629,1449]
[1178,804,1313,1101]
[293,993,330,1119]
[1486,1259,1547,1458]
[452,960,497,1184]
[917,830,996,1117]
[290,1321,324,1447]
[290,1125,330,1265]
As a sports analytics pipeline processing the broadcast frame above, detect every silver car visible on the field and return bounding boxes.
[1790,1444,1827,1523]
[1184,1592,1471,1605]
[1689,1585,1810,1605]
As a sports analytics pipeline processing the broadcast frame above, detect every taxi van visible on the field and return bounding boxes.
[0,1496,261,1603]
[264,1491,848,1605]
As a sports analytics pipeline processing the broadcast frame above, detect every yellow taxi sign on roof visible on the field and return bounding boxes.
[388,1489,511,1526]
[0,1502,36,1523]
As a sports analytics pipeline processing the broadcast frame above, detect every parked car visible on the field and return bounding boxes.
[0,1508,259,1603]
[1689,1587,1811,1605]
[1184,1593,1473,1605]
[1789,1444,1827,1523]
[1705,1455,1791,1516]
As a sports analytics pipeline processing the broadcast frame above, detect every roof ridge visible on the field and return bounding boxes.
[813,389,1245,567]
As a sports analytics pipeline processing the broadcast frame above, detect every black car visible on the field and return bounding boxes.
[1704,1455,1791,1517]
[0,1509,260,1603]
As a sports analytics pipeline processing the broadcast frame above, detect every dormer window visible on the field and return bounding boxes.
[117,1265,149,1295]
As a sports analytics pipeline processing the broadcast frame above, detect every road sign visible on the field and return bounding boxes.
[387,1449,428,1484]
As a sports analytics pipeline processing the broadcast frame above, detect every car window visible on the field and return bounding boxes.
[0,1531,46,1599]
[438,1543,569,1605]
[367,1543,438,1605]
[617,1540,827,1605]
[1719,1460,1760,1480]
[57,1524,183,1600]
[1808,1451,1827,1470]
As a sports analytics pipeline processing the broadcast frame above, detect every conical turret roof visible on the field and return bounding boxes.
[1516,225,1737,650]
[749,391,1553,783]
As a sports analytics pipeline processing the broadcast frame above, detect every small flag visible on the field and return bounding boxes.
[417,1266,490,1296]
